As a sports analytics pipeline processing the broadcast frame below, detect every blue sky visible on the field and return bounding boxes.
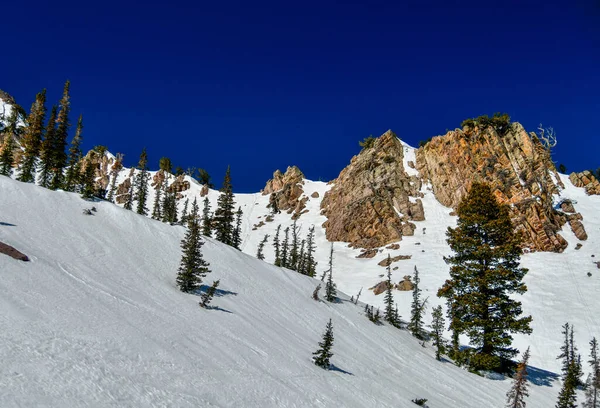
[2,0,599,191]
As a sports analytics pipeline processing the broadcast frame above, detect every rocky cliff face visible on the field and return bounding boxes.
[569,171,600,195]
[320,130,424,249]
[262,166,307,219]
[416,122,585,252]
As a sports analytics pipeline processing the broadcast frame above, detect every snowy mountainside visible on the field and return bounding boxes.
[0,175,561,407]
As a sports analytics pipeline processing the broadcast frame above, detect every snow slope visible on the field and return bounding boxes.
[0,175,563,407]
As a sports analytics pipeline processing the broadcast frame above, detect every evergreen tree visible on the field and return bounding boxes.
[50,80,71,190]
[280,227,290,268]
[506,347,531,408]
[176,199,210,292]
[199,280,220,308]
[273,224,282,266]
[38,106,58,188]
[106,154,123,202]
[383,256,396,325]
[297,239,306,274]
[409,265,425,339]
[289,219,300,270]
[558,323,584,386]
[201,196,212,236]
[556,361,579,408]
[324,243,337,302]
[197,168,213,188]
[123,180,134,210]
[180,198,189,225]
[151,182,162,220]
[80,157,96,199]
[64,115,84,192]
[232,206,243,249]
[161,176,178,223]
[437,182,532,372]
[0,120,17,176]
[159,157,172,173]
[134,148,150,215]
[18,89,47,183]
[583,337,600,408]
[431,305,446,361]
[313,319,334,369]
[214,166,236,245]
[303,225,317,277]
[257,234,269,260]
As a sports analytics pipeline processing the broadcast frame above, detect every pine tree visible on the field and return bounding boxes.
[176,199,210,292]
[38,106,58,188]
[280,227,290,268]
[0,119,17,176]
[558,323,572,379]
[289,219,300,270]
[199,280,220,308]
[257,234,269,260]
[50,80,71,190]
[558,323,583,386]
[313,319,334,369]
[232,206,243,249]
[273,224,282,266]
[437,182,532,372]
[18,89,47,183]
[583,337,600,408]
[151,182,162,220]
[106,154,123,202]
[506,347,531,408]
[64,115,84,192]
[570,326,584,387]
[134,148,150,215]
[201,196,212,236]
[409,265,425,339]
[324,243,337,302]
[214,166,236,245]
[297,239,306,274]
[123,180,134,210]
[180,198,189,225]
[431,305,446,361]
[80,157,97,199]
[303,225,317,277]
[556,361,579,408]
[383,255,396,325]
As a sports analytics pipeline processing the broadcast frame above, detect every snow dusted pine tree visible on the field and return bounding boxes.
[324,243,337,302]
[409,266,425,339]
[583,337,600,408]
[176,199,210,293]
[64,115,84,192]
[256,234,269,260]
[201,196,212,237]
[50,80,70,190]
[383,256,396,326]
[214,166,236,246]
[431,305,446,361]
[232,206,243,250]
[18,89,46,183]
[134,148,150,215]
[199,280,220,308]
[273,224,281,266]
[38,106,57,188]
[506,347,530,408]
[313,318,334,369]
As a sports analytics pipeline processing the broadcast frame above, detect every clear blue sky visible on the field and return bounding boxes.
[2,0,599,192]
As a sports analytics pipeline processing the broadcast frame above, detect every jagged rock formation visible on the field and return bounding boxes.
[321,130,424,249]
[262,166,307,219]
[569,171,600,195]
[416,122,584,252]
[0,241,29,261]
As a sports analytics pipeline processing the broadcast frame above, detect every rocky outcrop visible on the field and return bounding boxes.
[416,122,584,252]
[115,177,132,204]
[377,255,412,267]
[370,275,414,295]
[396,276,414,291]
[0,241,29,261]
[321,130,424,249]
[569,171,600,195]
[262,166,307,219]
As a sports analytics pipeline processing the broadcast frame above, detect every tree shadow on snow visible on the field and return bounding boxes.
[0,222,16,226]
[196,285,238,298]
[203,305,233,314]
[526,365,559,387]
[329,364,353,375]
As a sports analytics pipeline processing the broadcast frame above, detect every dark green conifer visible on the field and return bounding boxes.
[159,157,172,173]
[431,305,446,361]
[313,319,334,369]
[506,347,531,408]
[273,224,282,266]
[176,199,210,292]
[280,227,290,268]
[437,182,532,372]
[303,226,317,277]
[201,196,212,236]
[232,206,243,249]
[199,280,220,308]
[289,219,300,270]
[180,198,189,225]
[123,180,134,210]
[50,80,71,190]
[80,156,97,199]
[38,106,58,188]
[0,111,17,176]
[257,234,269,260]
[134,148,150,215]
[18,89,47,183]
[383,256,396,325]
[214,166,236,245]
[197,168,213,188]
[584,337,600,408]
[64,115,84,192]
[409,265,425,338]
[324,243,337,302]
[556,361,578,408]
[151,182,162,220]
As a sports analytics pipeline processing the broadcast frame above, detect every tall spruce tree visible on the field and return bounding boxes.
[0,114,17,176]
[584,337,600,408]
[38,106,58,188]
[80,157,96,199]
[134,148,150,215]
[151,182,162,220]
[273,224,282,266]
[409,265,425,338]
[297,239,306,274]
[556,360,579,408]
[201,196,212,236]
[280,227,290,268]
[50,80,71,190]
[180,198,190,225]
[506,347,531,408]
[214,166,236,245]
[303,225,317,277]
[437,182,532,372]
[18,89,47,183]
[431,305,446,361]
[176,199,210,292]
[289,219,300,270]
[558,323,583,386]
[313,319,334,369]
[232,206,243,249]
[324,243,337,302]
[123,180,134,210]
[256,234,269,260]
[64,115,84,192]
[383,255,396,325]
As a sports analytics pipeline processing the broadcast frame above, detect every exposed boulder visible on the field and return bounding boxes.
[0,241,29,261]
[356,249,378,259]
[385,243,400,250]
[311,191,319,198]
[263,166,307,218]
[321,130,424,248]
[115,177,132,204]
[569,171,600,195]
[377,254,412,267]
[396,276,414,291]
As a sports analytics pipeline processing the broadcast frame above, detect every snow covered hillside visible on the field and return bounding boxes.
[0,175,563,407]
